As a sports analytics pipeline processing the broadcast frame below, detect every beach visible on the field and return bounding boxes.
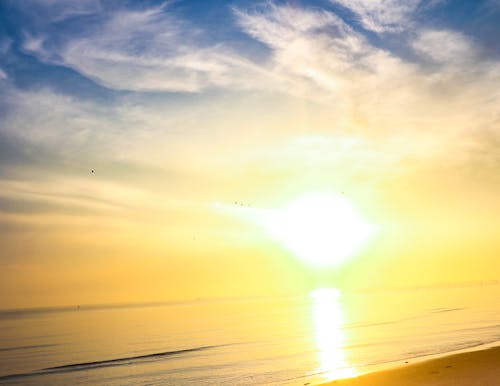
[0,285,500,386]
[323,346,500,386]
[0,286,498,385]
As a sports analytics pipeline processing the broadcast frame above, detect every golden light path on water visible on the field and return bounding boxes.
[311,288,357,381]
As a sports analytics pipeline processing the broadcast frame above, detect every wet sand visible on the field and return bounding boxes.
[322,346,500,386]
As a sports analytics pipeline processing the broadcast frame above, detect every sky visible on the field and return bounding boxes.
[0,0,499,309]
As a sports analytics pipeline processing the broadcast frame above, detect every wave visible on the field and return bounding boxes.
[45,345,221,371]
[0,344,59,353]
[0,345,224,381]
[429,307,465,314]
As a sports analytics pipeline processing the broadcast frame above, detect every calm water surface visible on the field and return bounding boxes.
[0,284,498,385]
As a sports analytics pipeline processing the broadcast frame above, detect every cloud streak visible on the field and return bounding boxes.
[330,0,422,33]
[23,4,272,93]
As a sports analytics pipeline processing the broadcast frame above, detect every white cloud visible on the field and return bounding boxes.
[234,3,414,102]
[24,5,272,93]
[23,0,101,22]
[330,0,421,32]
[0,68,7,80]
[234,4,343,43]
[1,87,115,152]
[412,29,476,64]
[234,5,365,87]
[22,34,45,54]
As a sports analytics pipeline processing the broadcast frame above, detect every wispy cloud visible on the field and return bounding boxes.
[330,0,422,33]
[412,29,476,65]
[22,34,45,54]
[234,3,403,99]
[23,4,271,93]
[21,0,101,22]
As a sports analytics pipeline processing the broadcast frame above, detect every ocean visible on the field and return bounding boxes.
[0,283,498,385]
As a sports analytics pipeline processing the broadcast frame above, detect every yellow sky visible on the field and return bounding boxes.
[1,2,499,309]
[1,97,499,308]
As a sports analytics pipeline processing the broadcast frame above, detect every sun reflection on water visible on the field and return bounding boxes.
[311,288,357,381]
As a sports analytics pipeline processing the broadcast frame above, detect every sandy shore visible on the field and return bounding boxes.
[322,346,500,386]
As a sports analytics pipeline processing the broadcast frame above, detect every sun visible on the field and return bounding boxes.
[262,192,377,267]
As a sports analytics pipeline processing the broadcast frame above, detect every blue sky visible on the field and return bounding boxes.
[0,1,500,307]
[1,1,499,96]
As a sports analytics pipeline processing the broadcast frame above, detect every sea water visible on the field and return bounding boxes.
[0,283,498,385]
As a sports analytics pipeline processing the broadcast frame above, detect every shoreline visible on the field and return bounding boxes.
[321,346,500,386]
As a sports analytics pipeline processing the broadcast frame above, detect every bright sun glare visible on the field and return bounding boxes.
[263,192,377,267]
